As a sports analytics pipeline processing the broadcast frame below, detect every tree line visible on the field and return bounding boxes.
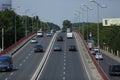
[62,20,120,54]
[0,9,60,49]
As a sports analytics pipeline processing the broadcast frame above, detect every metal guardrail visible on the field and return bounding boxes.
[75,31,109,80]
[0,32,36,56]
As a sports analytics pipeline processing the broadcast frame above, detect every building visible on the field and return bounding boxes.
[0,0,12,11]
[103,18,120,26]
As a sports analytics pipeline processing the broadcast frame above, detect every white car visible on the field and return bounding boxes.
[95,53,103,60]
[46,33,52,37]
[94,47,99,53]
[31,38,38,43]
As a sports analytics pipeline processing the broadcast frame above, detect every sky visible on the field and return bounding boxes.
[12,0,120,27]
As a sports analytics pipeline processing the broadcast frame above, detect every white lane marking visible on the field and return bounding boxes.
[23,59,26,62]
[5,78,8,80]
[63,76,66,80]
[10,72,14,76]
[19,63,22,66]
[64,59,66,62]
[64,63,66,66]
[29,53,32,56]
[74,32,91,80]
[64,53,66,56]
[63,71,66,75]
[26,56,29,59]
[31,32,58,80]
[64,56,66,59]
[63,67,66,70]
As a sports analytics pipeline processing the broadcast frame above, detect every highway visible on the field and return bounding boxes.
[38,32,89,80]
[1,31,119,80]
[0,32,91,80]
[99,53,120,80]
[0,34,53,80]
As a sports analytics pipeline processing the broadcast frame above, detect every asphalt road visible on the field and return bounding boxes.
[99,53,120,80]
[39,32,89,80]
[0,34,53,80]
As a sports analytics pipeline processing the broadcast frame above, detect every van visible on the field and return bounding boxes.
[109,64,120,76]
[0,54,13,71]
[37,31,43,37]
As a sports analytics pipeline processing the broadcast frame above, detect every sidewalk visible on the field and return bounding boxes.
[101,49,120,63]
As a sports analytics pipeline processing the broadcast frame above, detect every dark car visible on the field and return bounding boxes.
[34,45,43,52]
[57,36,63,41]
[69,45,77,51]
[0,54,13,72]
[54,45,62,51]
[109,64,120,76]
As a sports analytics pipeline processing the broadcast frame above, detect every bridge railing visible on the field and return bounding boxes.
[75,31,109,80]
[0,32,36,56]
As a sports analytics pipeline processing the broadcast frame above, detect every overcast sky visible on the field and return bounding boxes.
[12,0,120,27]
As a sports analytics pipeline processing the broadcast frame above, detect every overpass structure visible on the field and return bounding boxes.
[0,31,119,80]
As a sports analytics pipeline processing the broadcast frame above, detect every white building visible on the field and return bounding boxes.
[0,0,12,11]
[103,18,120,26]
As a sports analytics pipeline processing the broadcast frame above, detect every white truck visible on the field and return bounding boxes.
[37,31,43,37]
[67,32,73,39]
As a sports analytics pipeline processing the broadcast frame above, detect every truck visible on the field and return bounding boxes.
[37,31,43,37]
[0,54,13,71]
[67,32,73,39]
[87,39,94,50]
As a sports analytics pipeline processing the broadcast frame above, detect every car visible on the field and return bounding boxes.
[37,32,44,37]
[31,38,38,43]
[54,45,62,51]
[57,36,63,41]
[68,45,77,51]
[95,52,103,60]
[109,64,120,76]
[90,49,95,55]
[34,45,43,52]
[0,54,13,72]
[46,33,52,37]
[94,47,99,53]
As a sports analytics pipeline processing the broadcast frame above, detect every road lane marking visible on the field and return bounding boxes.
[64,63,66,66]
[63,71,66,75]
[63,67,66,70]
[64,59,66,62]
[19,63,22,66]
[63,76,66,80]
[5,78,8,80]
[23,59,26,62]
[10,72,14,76]
[64,56,66,59]
[31,32,58,80]
[26,56,29,59]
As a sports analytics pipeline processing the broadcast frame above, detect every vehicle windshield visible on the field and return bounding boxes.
[0,59,9,64]
[112,65,120,72]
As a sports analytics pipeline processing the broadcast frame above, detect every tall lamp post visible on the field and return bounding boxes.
[80,6,85,39]
[82,4,93,40]
[90,0,106,52]
[2,27,4,51]
[24,9,29,36]
[11,6,20,43]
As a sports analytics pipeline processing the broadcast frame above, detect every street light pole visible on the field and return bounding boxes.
[80,7,85,39]
[24,9,29,36]
[2,27,4,51]
[82,4,93,40]
[90,0,106,52]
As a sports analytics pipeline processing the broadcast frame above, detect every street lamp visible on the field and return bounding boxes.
[24,9,29,36]
[82,4,93,40]
[74,12,80,31]
[2,27,4,51]
[80,6,85,39]
[11,6,20,43]
[90,0,106,52]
